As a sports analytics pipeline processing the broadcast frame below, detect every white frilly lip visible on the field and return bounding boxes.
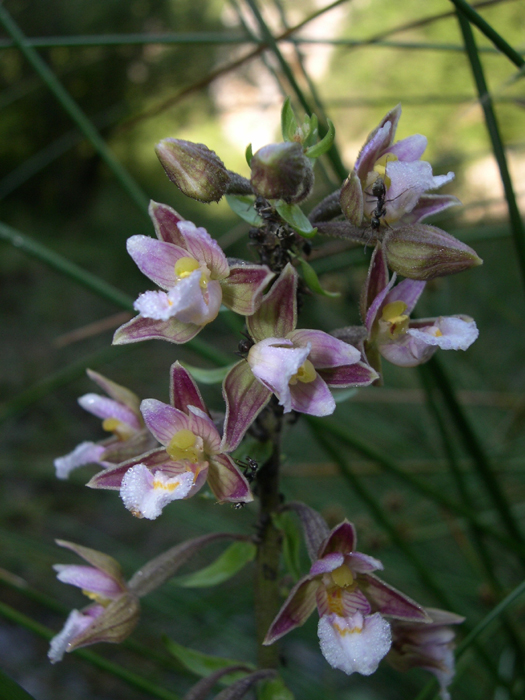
[48,607,102,664]
[54,441,107,480]
[407,316,478,351]
[317,611,392,676]
[120,464,196,520]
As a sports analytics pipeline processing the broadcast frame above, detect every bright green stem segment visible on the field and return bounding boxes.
[0,5,150,217]
[0,602,181,700]
[455,9,525,296]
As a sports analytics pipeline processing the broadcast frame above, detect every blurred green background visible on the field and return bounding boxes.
[0,0,524,698]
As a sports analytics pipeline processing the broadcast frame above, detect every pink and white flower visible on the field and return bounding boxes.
[88,362,252,518]
[264,520,429,677]
[48,540,139,663]
[54,369,156,479]
[113,201,274,345]
[221,264,378,452]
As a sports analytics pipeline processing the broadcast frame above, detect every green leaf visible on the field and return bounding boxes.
[181,362,235,385]
[305,118,335,159]
[273,512,302,581]
[173,541,256,588]
[303,113,318,148]
[164,639,254,685]
[258,677,295,700]
[245,143,253,166]
[0,670,37,700]
[281,97,298,142]
[296,257,340,297]
[274,201,317,238]
[225,195,263,227]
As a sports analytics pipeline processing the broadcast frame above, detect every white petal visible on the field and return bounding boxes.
[120,464,196,520]
[318,612,391,676]
[407,316,478,351]
[134,289,177,321]
[48,608,100,663]
[54,441,106,480]
[168,275,222,325]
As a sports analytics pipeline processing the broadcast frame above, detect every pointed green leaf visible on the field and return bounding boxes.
[225,195,263,227]
[274,201,317,239]
[297,257,340,297]
[180,362,235,385]
[281,97,298,142]
[305,119,335,160]
[164,639,254,684]
[303,113,319,148]
[258,677,295,700]
[273,512,302,581]
[173,541,256,588]
[245,143,253,167]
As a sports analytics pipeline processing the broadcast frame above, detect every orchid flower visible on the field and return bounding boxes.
[113,201,274,345]
[54,369,157,480]
[387,607,465,700]
[221,264,378,452]
[48,540,139,663]
[264,520,429,677]
[347,104,459,228]
[88,362,252,519]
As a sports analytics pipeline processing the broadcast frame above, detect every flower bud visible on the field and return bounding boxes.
[155,138,230,203]
[250,142,313,203]
[383,224,483,280]
[340,170,363,225]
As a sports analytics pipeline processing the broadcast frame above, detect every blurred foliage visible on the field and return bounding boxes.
[0,0,525,699]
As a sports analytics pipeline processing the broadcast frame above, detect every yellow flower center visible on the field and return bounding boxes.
[372,152,398,190]
[153,476,181,492]
[81,589,112,606]
[289,359,316,386]
[381,301,410,338]
[166,428,201,463]
[102,417,135,441]
[331,564,354,588]
[174,256,209,290]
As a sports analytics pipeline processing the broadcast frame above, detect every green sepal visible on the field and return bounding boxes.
[297,257,340,297]
[258,677,295,700]
[273,511,303,581]
[305,118,335,159]
[274,201,317,238]
[164,639,254,685]
[181,361,235,385]
[173,541,256,588]
[302,113,319,148]
[225,195,263,227]
[245,143,254,166]
[281,97,298,142]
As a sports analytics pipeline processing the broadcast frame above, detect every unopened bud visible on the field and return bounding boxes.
[250,142,313,203]
[155,138,230,203]
[383,224,483,280]
[340,170,363,225]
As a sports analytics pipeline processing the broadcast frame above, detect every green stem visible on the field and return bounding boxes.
[254,409,283,668]
[0,602,181,700]
[0,5,150,217]
[455,9,525,295]
[450,0,524,68]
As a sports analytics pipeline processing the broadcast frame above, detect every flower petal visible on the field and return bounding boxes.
[248,338,310,414]
[87,448,171,490]
[360,243,389,321]
[318,612,392,676]
[221,361,272,452]
[387,134,427,162]
[55,540,124,584]
[383,278,426,315]
[120,464,196,519]
[149,200,186,246]
[247,263,297,342]
[221,264,274,315]
[403,194,461,224]
[177,220,229,280]
[317,586,371,618]
[318,362,378,387]
[48,607,102,663]
[127,235,188,290]
[365,273,397,332]
[186,406,222,455]
[53,565,123,599]
[289,373,335,417]
[169,361,208,415]
[263,576,320,645]
[113,314,201,345]
[140,399,190,446]
[355,122,393,181]
[359,573,430,621]
[319,520,357,557]
[54,441,107,480]
[287,329,361,368]
[407,316,478,351]
[310,552,345,576]
[78,394,141,430]
[207,454,253,503]
[86,369,141,415]
[346,551,383,573]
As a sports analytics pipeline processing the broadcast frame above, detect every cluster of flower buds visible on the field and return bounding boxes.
[52,101,473,696]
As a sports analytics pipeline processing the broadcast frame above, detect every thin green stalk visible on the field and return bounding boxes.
[244,0,348,181]
[0,602,181,700]
[311,416,525,558]
[428,357,525,558]
[450,0,524,68]
[456,10,525,295]
[0,5,149,218]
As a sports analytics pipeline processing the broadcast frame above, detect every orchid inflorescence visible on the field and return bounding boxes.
[51,102,480,699]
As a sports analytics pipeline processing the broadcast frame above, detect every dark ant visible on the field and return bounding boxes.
[368,177,387,232]
[236,332,254,358]
[232,457,259,509]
